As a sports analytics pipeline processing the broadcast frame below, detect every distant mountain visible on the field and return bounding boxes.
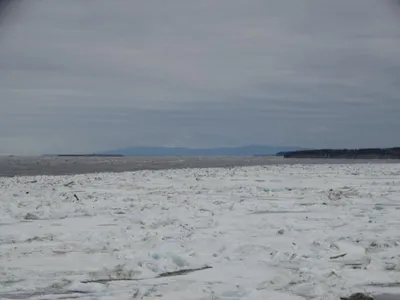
[99,145,304,156]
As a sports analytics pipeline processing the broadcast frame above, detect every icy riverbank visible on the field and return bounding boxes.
[1,164,400,299]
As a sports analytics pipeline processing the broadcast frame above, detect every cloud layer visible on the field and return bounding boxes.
[0,0,399,154]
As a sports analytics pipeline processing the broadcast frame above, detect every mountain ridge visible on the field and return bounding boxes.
[100,145,304,156]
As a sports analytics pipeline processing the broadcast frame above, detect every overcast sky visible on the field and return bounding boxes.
[0,0,399,154]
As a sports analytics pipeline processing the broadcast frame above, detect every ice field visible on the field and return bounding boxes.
[1,163,400,299]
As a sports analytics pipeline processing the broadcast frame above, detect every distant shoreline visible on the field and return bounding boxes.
[279,147,400,159]
[55,154,124,157]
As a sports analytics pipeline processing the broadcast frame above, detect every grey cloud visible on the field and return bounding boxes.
[0,0,399,154]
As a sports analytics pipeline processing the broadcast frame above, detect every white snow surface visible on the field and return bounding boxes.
[1,164,400,300]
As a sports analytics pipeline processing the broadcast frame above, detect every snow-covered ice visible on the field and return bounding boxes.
[1,164,400,300]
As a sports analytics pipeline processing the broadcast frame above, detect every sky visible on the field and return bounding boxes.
[0,0,399,154]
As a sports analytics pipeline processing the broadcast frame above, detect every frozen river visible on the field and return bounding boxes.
[0,155,399,177]
[1,163,400,299]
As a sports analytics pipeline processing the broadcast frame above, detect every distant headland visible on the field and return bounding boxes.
[279,147,400,159]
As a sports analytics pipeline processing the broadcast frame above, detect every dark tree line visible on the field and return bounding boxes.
[280,148,400,159]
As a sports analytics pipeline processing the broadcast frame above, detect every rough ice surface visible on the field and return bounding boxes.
[1,164,400,300]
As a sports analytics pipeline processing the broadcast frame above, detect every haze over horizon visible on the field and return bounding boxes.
[1,0,400,155]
